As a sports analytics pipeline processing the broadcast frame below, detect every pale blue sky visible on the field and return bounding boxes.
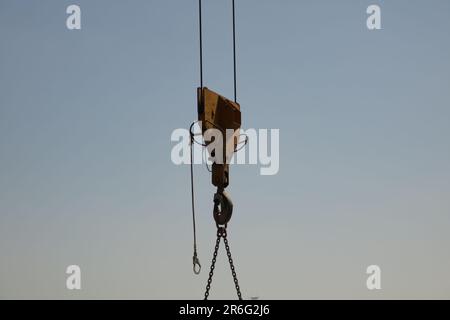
[1,0,450,299]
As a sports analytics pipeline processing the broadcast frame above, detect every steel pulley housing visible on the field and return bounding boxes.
[197,87,241,189]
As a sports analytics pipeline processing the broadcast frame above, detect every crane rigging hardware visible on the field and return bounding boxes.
[189,0,246,300]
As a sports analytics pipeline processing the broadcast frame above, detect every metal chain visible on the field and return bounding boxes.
[204,230,221,300]
[204,227,242,300]
[223,234,242,300]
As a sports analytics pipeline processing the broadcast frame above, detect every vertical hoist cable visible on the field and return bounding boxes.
[232,0,237,103]
[199,0,236,101]
[199,0,203,89]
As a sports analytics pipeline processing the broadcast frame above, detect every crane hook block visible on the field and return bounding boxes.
[197,87,241,189]
[197,87,241,150]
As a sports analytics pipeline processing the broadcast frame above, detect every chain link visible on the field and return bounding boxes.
[204,227,242,300]
[204,230,221,300]
[223,235,242,300]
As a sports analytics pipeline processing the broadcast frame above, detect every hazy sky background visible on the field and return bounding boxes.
[1,0,450,299]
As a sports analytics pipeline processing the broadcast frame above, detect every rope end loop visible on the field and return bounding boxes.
[193,251,201,275]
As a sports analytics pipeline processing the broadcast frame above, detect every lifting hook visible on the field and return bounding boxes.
[213,189,233,227]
